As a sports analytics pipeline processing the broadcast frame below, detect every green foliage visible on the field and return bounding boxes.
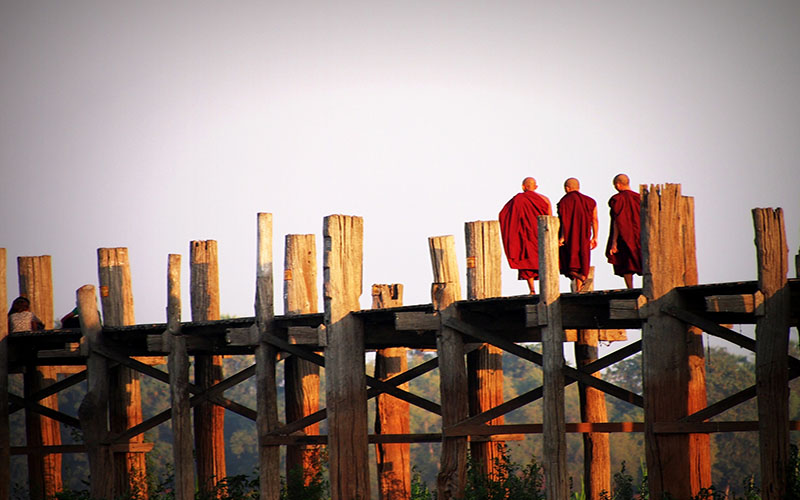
[600,461,636,500]
[569,478,586,500]
[280,449,329,500]
[53,490,91,500]
[789,444,800,500]
[463,444,545,500]
[410,466,434,500]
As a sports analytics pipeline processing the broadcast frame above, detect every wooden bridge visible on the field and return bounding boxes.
[1,184,798,500]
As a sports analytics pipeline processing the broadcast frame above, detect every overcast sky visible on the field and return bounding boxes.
[1,1,798,327]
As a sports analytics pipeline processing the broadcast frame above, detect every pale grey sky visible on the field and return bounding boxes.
[2,1,799,325]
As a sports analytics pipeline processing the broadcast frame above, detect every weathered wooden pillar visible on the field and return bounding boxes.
[573,267,610,500]
[464,221,504,477]
[18,256,62,500]
[753,208,791,500]
[538,216,568,500]
[429,235,468,500]
[795,247,799,278]
[0,249,8,500]
[284,234,321,484]
[166,254,195,500]
[77,285,114,500]
[640,184,710,499]
[190,240,226,492]
[373,284,410,500]
[254,214,280,500]
[324,215,370,500]
[97,248,147,496]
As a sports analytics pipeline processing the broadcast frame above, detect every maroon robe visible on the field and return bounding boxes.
[605,189,642,276]
[499,191,551,279]
[557,190,596,280]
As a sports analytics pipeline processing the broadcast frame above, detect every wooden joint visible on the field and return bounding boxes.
[525,303,548,327]
[146,334,169,353]
[395,311,440,331]
[609,295,647,319]
[287,326,322,345]
[705,291,764,316]
[226,327,256,346]
[565,329,628,342]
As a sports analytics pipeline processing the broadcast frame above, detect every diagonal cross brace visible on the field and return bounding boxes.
[92,342,252,413]
[444,317,644,407]
[8,393,81,429]
[258,331,442,415]
[111,363,258,443]
[9,369,88,414]
[454,340,643,428]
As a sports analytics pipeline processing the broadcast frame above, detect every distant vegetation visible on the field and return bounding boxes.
[8,343,800,498]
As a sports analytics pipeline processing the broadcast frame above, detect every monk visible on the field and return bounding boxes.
[557,177,597,292]
[605,173,642,289]
[499,177,552,294]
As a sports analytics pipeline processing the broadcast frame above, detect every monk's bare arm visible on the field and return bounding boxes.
[541,194,553,215]
[590,206,598,250]
[608,218,619,256]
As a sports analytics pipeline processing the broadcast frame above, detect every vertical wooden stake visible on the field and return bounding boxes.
[573,267,610,500]
[373,284,410,500]
[641,184,710,499]
[284,234,321,484]
[98,248,146,497]
[77,285,114,500]
[795,247,799,279]
[753,208,791,500]
[190,240,226,493]
[464,221,504,478]
[429,235,468,500]
[538,216,568,500]
[324,215,370,500]
[18,256,62,500]
[167,254,194,500]
[254,214,280,500]
[0,249,8,500]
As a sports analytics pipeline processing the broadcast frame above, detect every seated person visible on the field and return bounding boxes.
[8,296,45,332]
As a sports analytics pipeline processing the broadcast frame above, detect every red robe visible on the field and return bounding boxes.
[605,189,642,276]
[499,191,551,279]
[557,190,596,280]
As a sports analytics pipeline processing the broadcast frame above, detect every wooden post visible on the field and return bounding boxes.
[429,235,468,500]
[0,249,8,500]
[77,285,114,500]
[795,247,799,278]
[640,184,710,499]
[324,215,370,500]
[753,208,791,500]
[167,254,195,500]
[373,284,410,500]
[18,256,62,500]
[538,216,568,500]
[190,240,226,492]
[254,214,280,500]
[284,234,321,484]
[464,221,504,477]
[97,248,146,497]
[572,267,610,500]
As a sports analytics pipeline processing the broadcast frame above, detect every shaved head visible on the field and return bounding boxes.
[564,177,580,191]
[613,173,630,187]
[522,177,537,191]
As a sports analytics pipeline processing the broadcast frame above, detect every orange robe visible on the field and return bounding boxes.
[557,190,596,280]
[605,189,642,276]
[499,191,551,279]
